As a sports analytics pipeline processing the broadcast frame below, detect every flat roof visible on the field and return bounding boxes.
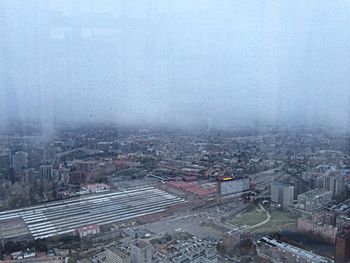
[107,246,129,259]
[0,187,186,240]
[78,258,93,263]
[131,240,151,249]
[298,188,332,198]
[258,237,333,263]
[0,217,31,239]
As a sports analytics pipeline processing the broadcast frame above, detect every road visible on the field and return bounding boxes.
[250,203,271,229]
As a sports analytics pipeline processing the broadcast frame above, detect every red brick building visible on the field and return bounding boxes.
[335,232,350,263]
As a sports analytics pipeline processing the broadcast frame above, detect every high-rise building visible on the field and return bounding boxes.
[270,182,294,207]
[335,232,350,263]
[39,164,53,181]
[324,173,346,196]
[0,153,11,179]
[130,240,152,263]
[106,246,130,263]
[11,151,28,173]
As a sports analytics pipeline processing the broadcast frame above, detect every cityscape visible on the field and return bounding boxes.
[0,125,349,262]
[1,0,350,263]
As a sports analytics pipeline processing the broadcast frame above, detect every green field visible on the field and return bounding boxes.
[230,205,267,227]
[230,206,299,233]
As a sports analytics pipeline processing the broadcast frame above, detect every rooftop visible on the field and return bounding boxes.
[131,240,151,249]
[0,187,186,240]
[298,188,332,198]
[258,237,333,263]
[77,259,93,263]
[106,246,130,259]
[77,224,100,232]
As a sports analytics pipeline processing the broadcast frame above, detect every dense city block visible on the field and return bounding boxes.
[0,125,349,262]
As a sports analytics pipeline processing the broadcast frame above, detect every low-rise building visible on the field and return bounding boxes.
[76,224,100,238]
[312,210,336,226]
[166,237,218,263]
[336,215,350,233]
[256,236,333,263]
[297,188,332,212]
[171,250,217,263]
[106,246,130,263]
[329,201,350,217]
[222,229,241,253]
[77,259,93,263]
[297,217,337,243]
[222,226,250,253]
[81,183,110,193]
[11,249,36,260]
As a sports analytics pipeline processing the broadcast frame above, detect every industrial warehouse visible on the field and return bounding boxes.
[0,187,186,240]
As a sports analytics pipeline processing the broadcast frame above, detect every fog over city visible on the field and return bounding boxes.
[3,2,350,262]
[1,0,350,130]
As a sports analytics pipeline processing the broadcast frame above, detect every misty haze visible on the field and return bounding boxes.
[1,1,350,263]
[1,0,350,131]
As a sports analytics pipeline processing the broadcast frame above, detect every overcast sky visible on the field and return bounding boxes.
[1,0,350,131]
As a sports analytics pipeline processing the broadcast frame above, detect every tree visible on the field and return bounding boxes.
[216,242,225,255]
[67,257,77,263]
[4,241,22,254]
[165,235,172,242]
